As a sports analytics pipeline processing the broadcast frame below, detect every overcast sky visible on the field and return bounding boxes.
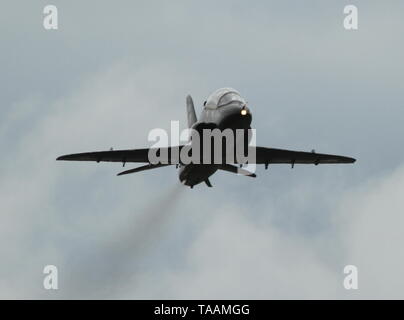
[1,1,404,299]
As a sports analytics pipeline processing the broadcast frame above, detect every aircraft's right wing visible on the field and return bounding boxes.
[251,146,356,165]
[57,146,183,164]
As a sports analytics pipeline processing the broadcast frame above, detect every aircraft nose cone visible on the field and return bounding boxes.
[240,105,250,117]
[218,104,252,130]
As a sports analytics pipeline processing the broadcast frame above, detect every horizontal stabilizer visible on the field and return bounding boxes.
[218,164,256,178]
[117,163,171,176]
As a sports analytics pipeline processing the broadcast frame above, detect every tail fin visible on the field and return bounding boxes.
[186,95,197,128]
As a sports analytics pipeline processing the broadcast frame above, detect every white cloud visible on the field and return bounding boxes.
[337,165,404,299]
[119,165,404,300]
[0,60,205,298]
[146,206,339,299]
[1,60,404,299]
[1,1,404,300]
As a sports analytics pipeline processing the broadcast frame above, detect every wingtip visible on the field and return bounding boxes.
[340,156,356,163]
[56,154,78,161]
[57,154,75,161]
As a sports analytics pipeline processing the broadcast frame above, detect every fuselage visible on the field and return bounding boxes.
[179,88,252,187]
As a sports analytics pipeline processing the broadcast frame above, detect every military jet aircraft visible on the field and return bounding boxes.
[57,88,355,188]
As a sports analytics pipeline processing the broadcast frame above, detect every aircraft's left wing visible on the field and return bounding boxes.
[250,146,356,165]
[57,146,183,164]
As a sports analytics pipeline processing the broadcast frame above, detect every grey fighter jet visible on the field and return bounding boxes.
[57,88,355,188]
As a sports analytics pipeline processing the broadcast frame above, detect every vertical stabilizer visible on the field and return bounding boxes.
[186,95,197,128]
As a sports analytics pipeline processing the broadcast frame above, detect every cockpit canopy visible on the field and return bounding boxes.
[205,88,246,109]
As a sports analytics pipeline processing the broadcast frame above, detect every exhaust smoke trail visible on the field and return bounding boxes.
[62,183,185,298]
